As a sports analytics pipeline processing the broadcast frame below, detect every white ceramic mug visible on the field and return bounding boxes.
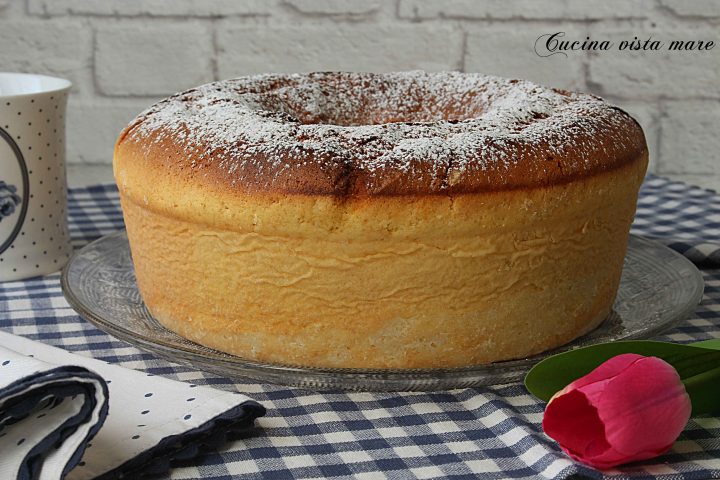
[0,73,73,282]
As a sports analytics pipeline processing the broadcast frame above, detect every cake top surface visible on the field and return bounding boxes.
[116,71,647,196]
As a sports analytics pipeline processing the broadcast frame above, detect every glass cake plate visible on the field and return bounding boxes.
[61,231,704,391]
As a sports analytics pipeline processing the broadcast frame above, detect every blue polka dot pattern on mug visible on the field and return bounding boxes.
[0,73,73,282]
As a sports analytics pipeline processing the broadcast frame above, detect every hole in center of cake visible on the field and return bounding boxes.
[291,106,484,126]
[259,81,487,126]
[299,111,480,126]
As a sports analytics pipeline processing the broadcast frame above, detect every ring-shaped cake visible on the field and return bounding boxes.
[114,72,648,369]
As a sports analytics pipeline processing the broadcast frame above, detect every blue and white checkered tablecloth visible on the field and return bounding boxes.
[2,175,720,480]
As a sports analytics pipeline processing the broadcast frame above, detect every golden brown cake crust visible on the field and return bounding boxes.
[117,157,648,369]
[115,71,646,198]
[113,71,650,369]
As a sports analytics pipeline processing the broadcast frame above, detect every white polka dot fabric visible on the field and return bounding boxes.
[0,330,264,479]
[0,347,106,480]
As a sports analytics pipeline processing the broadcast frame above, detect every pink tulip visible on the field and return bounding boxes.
[542,353,691,469]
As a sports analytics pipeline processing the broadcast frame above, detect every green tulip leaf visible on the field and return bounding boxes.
[689,338,720,350]
[524,339,720,415]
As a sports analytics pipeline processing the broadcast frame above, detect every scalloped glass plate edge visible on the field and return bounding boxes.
[61,231,704,392]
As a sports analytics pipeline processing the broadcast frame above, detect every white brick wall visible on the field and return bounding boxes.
[397,0,655,20]
[464,24,588,90]
[1,0,718,190]
[96,23,214,96]
[217,24,463,77]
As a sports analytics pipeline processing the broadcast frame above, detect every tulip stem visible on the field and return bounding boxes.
[682,364,720,415]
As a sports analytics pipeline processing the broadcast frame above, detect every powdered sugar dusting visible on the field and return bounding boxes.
[124,71,642,193]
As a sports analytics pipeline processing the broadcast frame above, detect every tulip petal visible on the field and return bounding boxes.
[568,353,645,391]
[596,356,691,457]
[585,446,666,470]
[542,354,691,469]
[543,389,611,462]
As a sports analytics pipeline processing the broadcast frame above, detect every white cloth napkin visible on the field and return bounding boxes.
[0,331,265,480]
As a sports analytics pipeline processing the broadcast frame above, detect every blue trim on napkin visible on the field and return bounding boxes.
[0,366,109,480]
[95,400,265,480]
